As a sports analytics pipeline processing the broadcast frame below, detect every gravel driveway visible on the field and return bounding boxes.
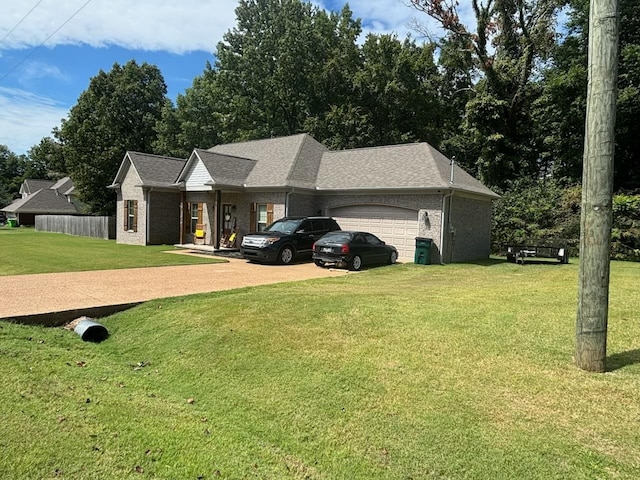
[0,256,349,324]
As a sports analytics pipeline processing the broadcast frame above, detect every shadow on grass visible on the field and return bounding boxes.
[606,348,640,371]
[463,257,510,266]
[512,259,567,266]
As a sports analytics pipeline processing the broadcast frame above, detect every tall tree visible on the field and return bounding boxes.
[56,61,168,215]
[409,0,561,187]
[27,137,66,179]
[154,63,224,158]
[314,34,444,149]
[0,145,26,206]
[535,0,640,189]
[214,1,366,144]
[216,0,323,140]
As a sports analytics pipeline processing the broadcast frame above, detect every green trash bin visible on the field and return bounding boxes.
[414,237,432,265]
[6,219,17,228]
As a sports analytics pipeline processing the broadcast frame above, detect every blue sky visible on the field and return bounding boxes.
[0,0,445,155]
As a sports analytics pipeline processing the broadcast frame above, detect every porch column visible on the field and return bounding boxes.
[179,191,186,245]
[214,189,222,249]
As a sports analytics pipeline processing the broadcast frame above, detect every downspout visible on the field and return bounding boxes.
[285,188,295,216]
[440,157,456,265]
[145,188,151,245]
[440,190,454,265]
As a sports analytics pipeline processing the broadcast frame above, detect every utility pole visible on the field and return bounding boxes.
[575,0,620,372]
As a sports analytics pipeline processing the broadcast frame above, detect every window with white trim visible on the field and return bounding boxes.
[257,204,268,231]
[125,200,137,232]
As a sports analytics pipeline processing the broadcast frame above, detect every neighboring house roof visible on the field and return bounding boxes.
[50,176,74,194]
[20,179,55,197]
[110,152,187,188]
[316,143,499,198]
[207,133,327,188]
[1,188,80,214]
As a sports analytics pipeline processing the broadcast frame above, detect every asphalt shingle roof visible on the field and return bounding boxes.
[1,188,80,214]
[126,152,187,186]
[49,177,74,193]
[207,133,327,188]
[316,143,499,198]
[192,150,257,188]
[22,179,55,195]
[113,134,497,199]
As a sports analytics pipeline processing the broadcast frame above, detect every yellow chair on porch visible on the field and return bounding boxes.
[195,223,206,243]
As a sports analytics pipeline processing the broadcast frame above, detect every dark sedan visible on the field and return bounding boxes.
[312,231,398,270]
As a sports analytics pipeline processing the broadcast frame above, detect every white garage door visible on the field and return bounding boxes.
[330,205,419,260]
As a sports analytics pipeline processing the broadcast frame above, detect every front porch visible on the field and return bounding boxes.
[174,243,243,259]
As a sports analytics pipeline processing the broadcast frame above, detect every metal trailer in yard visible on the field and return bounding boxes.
[505,240,569,265]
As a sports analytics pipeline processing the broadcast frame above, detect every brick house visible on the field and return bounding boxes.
[109,134,499,263]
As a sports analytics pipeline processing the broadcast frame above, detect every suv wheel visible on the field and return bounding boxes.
[278,246,295,265]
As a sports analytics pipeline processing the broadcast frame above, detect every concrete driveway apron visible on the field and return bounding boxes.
[0,257,349,323]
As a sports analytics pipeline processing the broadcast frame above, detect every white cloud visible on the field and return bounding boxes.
[0,0,239,54]
[0,0,436,54]
[20,61,69,84]
[0,87,68,154]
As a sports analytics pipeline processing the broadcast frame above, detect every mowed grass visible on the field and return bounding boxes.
[0,228,222,275]
[1,260,640,479]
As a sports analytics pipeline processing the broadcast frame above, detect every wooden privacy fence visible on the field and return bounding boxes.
[36,215,116,240]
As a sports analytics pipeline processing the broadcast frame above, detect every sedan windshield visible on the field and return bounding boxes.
[265,219,302,233]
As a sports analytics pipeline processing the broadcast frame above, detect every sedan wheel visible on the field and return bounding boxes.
[314,259,326,267]
[279,246,294,265]
[389,251,398,264]
[349,255,363,271]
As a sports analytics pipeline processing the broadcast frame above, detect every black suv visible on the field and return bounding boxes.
[240,216,341,264]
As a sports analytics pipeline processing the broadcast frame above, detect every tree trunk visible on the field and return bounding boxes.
[575,0,620,372]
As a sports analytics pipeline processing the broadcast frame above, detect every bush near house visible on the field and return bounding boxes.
[612,193,640,261]
[492,179,640,261]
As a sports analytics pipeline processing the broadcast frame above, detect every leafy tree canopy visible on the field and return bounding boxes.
[56,60,168,215]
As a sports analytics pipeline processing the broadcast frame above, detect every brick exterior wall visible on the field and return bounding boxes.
[147,191,181,245]
[318,193,445,262]
[116,167,146,245]
[184,192,215,245]
[447,194,493,262]
[115,176,492,263]
[287,192,321,217]
[183,191,287,246]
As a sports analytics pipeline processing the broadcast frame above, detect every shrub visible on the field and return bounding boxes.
[492,179,581,255]
[493,181,640,261]
[611,193,640,261]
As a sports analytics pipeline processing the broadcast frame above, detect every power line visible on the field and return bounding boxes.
[0,0,94,85]
[0,0,44,46]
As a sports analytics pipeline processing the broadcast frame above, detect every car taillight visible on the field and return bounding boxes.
[312,242,316,250]
[341,244,350,254]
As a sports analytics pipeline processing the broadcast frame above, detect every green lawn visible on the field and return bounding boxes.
[1,259,639,478]
[0,228,222,275]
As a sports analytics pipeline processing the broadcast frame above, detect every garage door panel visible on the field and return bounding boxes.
[330,205,419,259]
